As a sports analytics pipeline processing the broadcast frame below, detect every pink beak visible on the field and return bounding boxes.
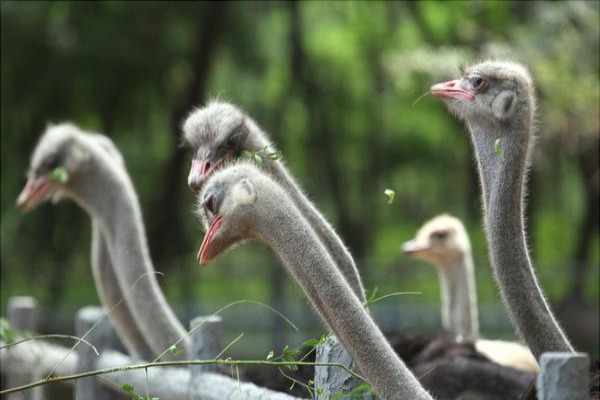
[16,176,53,214]
[431,79,475,101]
[188,159,211,192]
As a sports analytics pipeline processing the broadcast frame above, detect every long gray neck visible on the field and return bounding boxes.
[436,253,478,339]
[468,120,573,358]
[72,153,188,360]
[264,159,367,303]
[252,195,431,400]
[90,222,156,360]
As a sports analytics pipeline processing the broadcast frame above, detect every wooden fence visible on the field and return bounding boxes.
[1,296,591,400]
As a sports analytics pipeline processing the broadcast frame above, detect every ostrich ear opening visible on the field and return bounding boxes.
[492,90,516,121]
[233,178,257,205]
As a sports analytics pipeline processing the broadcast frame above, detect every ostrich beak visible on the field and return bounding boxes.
[431,79,475,101]
[16,176,54,214]
[401,240,429,257]
[188,159,210,192]
[188,157,228,192]
[197,214,223,265]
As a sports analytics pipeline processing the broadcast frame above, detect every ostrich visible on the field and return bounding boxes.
[195,162,433,400]
[17,123,188,360]
[182,101,366,303]
[402,213,539,372]
[430,60,574,359]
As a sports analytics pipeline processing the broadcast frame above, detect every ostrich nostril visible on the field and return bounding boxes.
[444,81,455,88]
[203,162,211,175]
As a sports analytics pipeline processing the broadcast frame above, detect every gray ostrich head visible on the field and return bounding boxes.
[16,123,120,213]
[182,101,271,192]
[431,60,535,132]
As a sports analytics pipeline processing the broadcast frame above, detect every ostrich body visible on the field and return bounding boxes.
[196,162,432,400]
[17,124,188,359]
[431,60,574,359]
[182,101,366,303]
[403,214,538,372]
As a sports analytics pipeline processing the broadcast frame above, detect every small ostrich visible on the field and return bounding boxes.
[430,60,574,359]
[195,162,433,400]
[182,101,367,303]
[403,213,539,372]
[17,124,188,360]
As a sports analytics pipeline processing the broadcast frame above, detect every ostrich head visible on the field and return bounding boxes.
[196,162,272,264]
[16,123,120,213]
[402,214,471,266]
[431,60,535,131]
[182,101,271,192]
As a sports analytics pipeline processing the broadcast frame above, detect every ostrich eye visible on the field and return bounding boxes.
[225,123,248,150]
[470,76,487,92]
[203,194,217,215]
[431,231,448,241]
[38,153,60,175]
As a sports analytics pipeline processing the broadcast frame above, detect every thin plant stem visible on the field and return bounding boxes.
[1,334,99,356]
[1,359,368,395]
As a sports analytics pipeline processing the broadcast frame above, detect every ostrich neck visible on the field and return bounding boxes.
[72,155,187,359]
[251,197,431,400]
[468,121,573,358]
[264,159,367,302]
[90,222,156,360]
[437,253,479,338]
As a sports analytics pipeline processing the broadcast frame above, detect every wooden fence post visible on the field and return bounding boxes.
[314,335,372,400]
[537,352,590,400]
[7,296,44,400]
[75,306,123,400]
[187,315,224,398]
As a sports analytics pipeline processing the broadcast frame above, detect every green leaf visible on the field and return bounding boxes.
[168,345,183,356]
[316,388,324,395]
[242,150,254,159]
[384,189,395,205]
[365,286,379,307]
[331,384,373,398]
[282,345,300,358]
[494,138,502,155]
[302,339,321,348]
[49,167,69,183]
[266,350,274,360]
[267,150,282,161]
[0,318,16,344]
[121,383,135,393]
[254,154,264,164]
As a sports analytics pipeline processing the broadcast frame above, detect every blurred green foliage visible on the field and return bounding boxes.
[1,1,598,354]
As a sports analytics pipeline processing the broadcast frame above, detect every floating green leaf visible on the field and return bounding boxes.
[50,167,69,183]
[494,138,502,155]
[254,154,263,165]
[266,350,274,360]
[384,189,395,205]
[168,345,183,356]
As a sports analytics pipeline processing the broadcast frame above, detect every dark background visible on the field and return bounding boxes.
[1,1,598,358]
